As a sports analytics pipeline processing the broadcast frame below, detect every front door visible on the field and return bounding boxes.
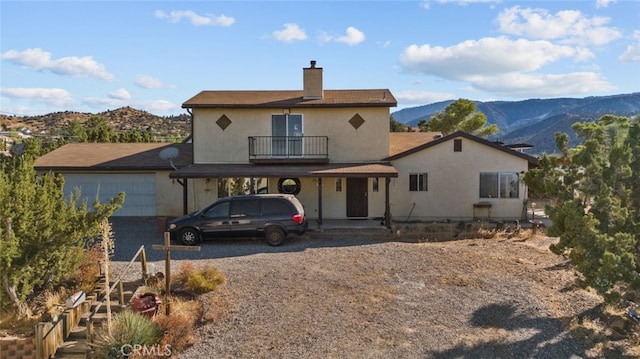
[346,178,368,217]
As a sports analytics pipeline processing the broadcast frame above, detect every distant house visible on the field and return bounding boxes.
[34,61,537,223]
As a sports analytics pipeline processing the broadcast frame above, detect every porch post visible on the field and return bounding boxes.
[385,177,391,228]
[317,177,323,225]
[182,178,188,215]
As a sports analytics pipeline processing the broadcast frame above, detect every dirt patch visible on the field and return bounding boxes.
[176,234,637,358]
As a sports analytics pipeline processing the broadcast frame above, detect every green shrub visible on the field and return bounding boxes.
[90,311,163,358]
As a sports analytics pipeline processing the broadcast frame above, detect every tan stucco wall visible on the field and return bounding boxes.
[155,171,183,216]
[192,107,390,163]
[389,137,530,222]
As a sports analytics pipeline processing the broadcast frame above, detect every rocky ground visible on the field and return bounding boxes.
[159,232,637,359]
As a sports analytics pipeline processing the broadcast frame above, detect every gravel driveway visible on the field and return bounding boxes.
[109,217,607,359]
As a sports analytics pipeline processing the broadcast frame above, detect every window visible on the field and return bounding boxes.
[218,177,267,197]
[372,178,379,192]
[204,202,229,218]
[262,199,293,215]
[277,178,301,195]
[230,199,260,217]
[479,172,519,198]
[409,173,428,191]
[335,178,342,192]
[454,139,462,152]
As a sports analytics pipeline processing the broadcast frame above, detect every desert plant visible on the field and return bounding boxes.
[175,262,226,294]
[91,311,163,359]
[155,311,196,353]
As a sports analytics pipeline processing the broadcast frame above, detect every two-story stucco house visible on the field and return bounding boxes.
[171,61,399,226]
[34,61,537,224]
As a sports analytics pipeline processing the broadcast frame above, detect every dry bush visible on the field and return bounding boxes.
[174,261,227,295]
[155,310,197,354]
[65,243,103,294]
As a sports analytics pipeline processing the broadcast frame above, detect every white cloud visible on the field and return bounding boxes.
[83,96,125,109]
[619,30,640,63]
[1,48,114,81]
[470,72,615,97]
[318,27,365,46]
[399,35,617,98]
[142,100,180,114]
[595,0,616,9]
[135,75,167,89]
[400,37,581,79]
[335,27,365,46]
[272,23,307,42]
[109,88,131,101]
[154,10,235,27]
[497,6,622,46]
[0,87,74,107]
[394,90,456,105]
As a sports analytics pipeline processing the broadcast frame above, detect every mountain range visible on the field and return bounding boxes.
[2,93,639,155]
[392,92,640,154]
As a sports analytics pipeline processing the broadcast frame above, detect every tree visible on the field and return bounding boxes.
[0,139,125,317]
[64,119,88,142]
[418,99,498,137]
[524,115,640,302]
[389,115,406,132]
[86,116,118,142]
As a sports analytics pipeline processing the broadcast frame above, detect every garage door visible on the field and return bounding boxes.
[63,173,156,216]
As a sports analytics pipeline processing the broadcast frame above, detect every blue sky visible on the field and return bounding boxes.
[1,0,639,116]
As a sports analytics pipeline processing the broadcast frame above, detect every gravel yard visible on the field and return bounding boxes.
[109,218,622,358]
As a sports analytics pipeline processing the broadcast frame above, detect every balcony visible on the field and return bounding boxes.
[248,136,329,164]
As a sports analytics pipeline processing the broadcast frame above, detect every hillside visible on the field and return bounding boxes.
[0,106,191,141]
[392,93,640,154]
[3,93,640,154]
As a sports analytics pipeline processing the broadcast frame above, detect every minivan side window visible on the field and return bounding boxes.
[204,202,230,218]
[261,199,292,215]
[230,199,261,217]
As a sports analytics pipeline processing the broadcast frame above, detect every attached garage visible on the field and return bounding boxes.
[34,143,193,217]
[63,173,156,216]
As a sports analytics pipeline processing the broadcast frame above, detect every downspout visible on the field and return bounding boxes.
[183,179,188,215]
[317,177,323,226]
[181,108,194,214]
[385,177,391,228]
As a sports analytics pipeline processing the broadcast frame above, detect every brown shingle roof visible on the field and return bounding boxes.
[385,131,538,166]
[182,89,397,109]
[34,143,192,171]
[388,132,443,157]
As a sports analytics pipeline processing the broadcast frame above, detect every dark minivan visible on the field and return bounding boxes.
[167,194,308,246]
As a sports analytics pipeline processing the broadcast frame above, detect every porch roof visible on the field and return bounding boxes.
[169,162,398,179]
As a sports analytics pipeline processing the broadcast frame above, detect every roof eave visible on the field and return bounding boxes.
[182,102,397,109]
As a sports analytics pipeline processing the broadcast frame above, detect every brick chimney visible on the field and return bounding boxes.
[303,60,323,99]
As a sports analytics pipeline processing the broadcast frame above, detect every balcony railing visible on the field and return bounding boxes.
[248,136,329,163]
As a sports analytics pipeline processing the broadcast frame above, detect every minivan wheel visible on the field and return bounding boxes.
[265,227,286,246]
[180,228,199,245]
